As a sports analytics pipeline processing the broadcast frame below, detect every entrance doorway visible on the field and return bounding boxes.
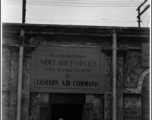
[40,93,85,120]
[51,103,82,120]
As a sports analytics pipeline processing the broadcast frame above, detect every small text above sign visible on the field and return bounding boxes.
[30,46,104,94]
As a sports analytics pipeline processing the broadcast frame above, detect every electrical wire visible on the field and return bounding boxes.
[26,0,149,4]
[26,3,149,8]
[141,21,145,27]
[27,2,148,5]
[24,18,138,23]
[3,1,149,7]
[147,16,150,27]
[2,0,150,5]
[3,3,148,7]
[3,0,149,4]
[27,0,146,1]
[3,0,150,4]
[2,0,149,27]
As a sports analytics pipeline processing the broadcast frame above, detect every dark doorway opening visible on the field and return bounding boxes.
[51,103,82,120]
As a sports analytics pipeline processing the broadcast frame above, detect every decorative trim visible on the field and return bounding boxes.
[124,68,149,94]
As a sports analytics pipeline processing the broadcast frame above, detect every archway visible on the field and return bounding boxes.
[141,73,150,120]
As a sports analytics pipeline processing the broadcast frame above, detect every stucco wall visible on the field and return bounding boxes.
[2,32,148,120]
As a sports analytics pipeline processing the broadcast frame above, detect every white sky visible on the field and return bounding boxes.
[2,0,151,27]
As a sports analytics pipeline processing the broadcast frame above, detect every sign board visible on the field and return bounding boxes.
[123,109,140,120]
[30,46,104,94]
[141,43,149,67]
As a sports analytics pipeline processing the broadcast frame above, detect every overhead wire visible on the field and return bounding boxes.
[26,0,149,7]
[27,0,146,1]
[26,0,149,4]
[3,2,148,4]
[1,4,144,7]
[3,3,149,7]
[25,18,140,23]
[30,0,149,3]
[27,1,148,5]
[141,21,145,27]
[3,0,149,4]
[2,0,150,26]
[3,0,150,6]
[2,1,149,8]
[26,4,149,8]
[146,16,150,27]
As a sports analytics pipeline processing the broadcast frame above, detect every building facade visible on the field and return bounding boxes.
[2,23,150,120]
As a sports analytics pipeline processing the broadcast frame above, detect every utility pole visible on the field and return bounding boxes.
[17,1,26,120]
[137,0,150,27]
[22,0,26,24]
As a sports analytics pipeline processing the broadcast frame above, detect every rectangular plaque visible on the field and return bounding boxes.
[123,109,140,120]
[30,46,104,94]
[142,43,149,67]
